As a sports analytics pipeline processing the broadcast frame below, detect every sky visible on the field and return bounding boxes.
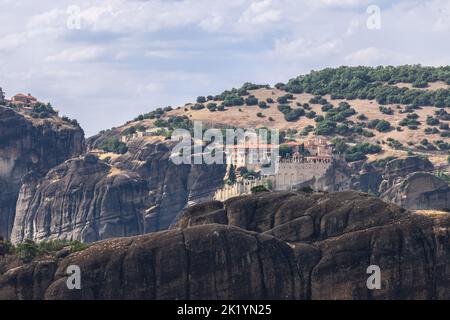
[1,0,450,136]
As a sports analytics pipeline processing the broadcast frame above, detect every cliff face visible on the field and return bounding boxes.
[1,191,449,300]
[11,155,150,243]
[11,138,226,243]
[381,172,450,210]
[379,156,450,210]
[0,106,85,239]
[110,139,227,233]
[379,156,434,194]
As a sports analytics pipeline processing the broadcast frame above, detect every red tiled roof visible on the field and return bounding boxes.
[225,144,275,149]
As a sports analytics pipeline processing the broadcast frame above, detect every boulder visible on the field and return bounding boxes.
[2,191,448,300]
[381,172,450,210]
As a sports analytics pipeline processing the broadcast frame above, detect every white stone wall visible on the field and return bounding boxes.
[214,158,333,201]
[272,159,331,191]
[214,177,270,202]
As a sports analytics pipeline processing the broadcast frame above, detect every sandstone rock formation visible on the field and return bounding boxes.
[11,154,150,243]
[381,172,450,210]
[1,191,449,300]
[378,156,434,194]
[109,139,227,232]
[10,138,226,243]
[0,106,85,239]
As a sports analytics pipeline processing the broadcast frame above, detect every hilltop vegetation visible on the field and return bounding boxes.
[101,65,449,166]
[277,65,450,107]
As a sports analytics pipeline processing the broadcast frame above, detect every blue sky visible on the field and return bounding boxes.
[1,0,450,136]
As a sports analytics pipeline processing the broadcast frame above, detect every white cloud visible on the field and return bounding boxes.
[1,0,450,136]
[269,37,343,61]
[46,46,104,62]
[0,33,27,51]
[26,8,64,29]
[199,15,225,32]
[344,47,409,65]
[137,82,163,95]
[305,0,370,8]
[239,0,281,25]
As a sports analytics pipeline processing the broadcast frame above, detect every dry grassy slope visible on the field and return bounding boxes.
[165,85,449,165]
[116,82,449,167]
[14,109,77,130]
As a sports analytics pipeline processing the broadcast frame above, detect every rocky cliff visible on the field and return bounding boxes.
[11,154,149,243]
[379,156,435,194]
[381,172,450,210]
[379,156,450,210]
[0,106,85,239]
[1,191,449,300]
[11,138,226,243]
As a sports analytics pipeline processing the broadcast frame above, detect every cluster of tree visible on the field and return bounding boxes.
[3,239,87,262]
[206,103,219,112]
[331,138,382,162]
[277,104,305,122]
[426,115,440,126]
[251,185,269,194]
[300,124,314,136]
[345,142,382,162]
[276,66,450,108]
[305,111,316,119]
[420,139,450,151]
[386,138,403,150]
[399,113,421,129]
[258,101,269,109]
[134,106,172,122]
[309,96,328,105]
[419,139,438,151]
[315,120,337,136]
[425,127,440,135]
[324,102,357,122]
[191,103,205,110]
[154,115,193,131]
[30,103,57,119]
[436,108,450,120]
[379,106,394,115]
[367,119,392,132]
[210,83,268,106]
[245,95,259,106]
[61,115,80,127]
[434,140,450,150]
[99,137,128,154]
[277,94,295,104]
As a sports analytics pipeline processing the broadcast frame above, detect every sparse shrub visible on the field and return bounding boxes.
[357,114,368,121]
[99,137,128,154]
[315,120,336,136]
[196,96,206,103]
[251,185,269,194]
[245,96,259,106]
[191,103,205,110]
[426,116,440,126]
[206,103,217,112]
[306,111,316,119]
[9,239,89,262]
[299,186,314,193]
[379,106,394,115]
[258,101,268,109]
[375,119,392,132]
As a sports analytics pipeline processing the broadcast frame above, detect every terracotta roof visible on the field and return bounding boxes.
[225,144,276,149]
